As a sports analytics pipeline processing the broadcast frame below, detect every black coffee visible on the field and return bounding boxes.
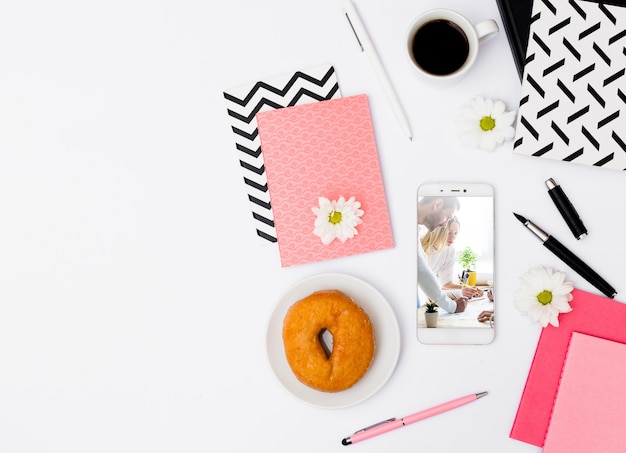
[411,19,469,75]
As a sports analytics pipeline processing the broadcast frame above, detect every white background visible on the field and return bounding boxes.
[1,0,624,452]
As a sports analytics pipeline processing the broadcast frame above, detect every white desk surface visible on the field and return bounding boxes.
[1,1,624,452]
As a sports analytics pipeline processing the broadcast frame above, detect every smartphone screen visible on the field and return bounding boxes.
[417,182,495,344]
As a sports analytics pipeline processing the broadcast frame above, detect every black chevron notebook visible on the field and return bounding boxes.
[223,65,341,244]
[512,0,626,170]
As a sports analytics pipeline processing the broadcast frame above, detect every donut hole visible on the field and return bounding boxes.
[318,328,334,359]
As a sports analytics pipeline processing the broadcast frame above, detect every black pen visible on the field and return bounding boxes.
[545,178,588,239]
[513,213,616,298]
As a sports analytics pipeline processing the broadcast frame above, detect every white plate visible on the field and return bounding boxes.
[266,273,401,409]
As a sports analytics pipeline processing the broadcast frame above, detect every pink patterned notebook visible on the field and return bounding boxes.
[543,333,626,452]
[256,94,394,267]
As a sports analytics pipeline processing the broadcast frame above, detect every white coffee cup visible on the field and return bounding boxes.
[406,9,498,83]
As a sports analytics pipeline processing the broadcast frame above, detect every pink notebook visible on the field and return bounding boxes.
[543,333,626,452]
[256,94,394,267]
[511,289,626,447]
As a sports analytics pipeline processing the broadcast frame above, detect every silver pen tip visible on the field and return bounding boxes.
[476,391,488,399]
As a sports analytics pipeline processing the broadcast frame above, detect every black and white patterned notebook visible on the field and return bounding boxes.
[513,0,626,170]
[224,65,341,244]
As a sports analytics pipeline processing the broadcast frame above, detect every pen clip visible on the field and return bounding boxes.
[354,418,396,433]
[344,13,364,51]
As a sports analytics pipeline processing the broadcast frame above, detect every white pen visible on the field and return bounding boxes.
[343,0,413,141]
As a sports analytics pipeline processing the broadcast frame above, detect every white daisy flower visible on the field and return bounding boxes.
[312,196,364,245]
[457,96,516,151]
[513,265,574,327]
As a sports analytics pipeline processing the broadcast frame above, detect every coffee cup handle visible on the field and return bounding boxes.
[474,19,499,42]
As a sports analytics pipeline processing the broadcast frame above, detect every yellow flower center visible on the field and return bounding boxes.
[329,210,342,224]
[480,116,496,131]
[537,290,553,305]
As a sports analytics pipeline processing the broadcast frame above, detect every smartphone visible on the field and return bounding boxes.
[417,182,495,345]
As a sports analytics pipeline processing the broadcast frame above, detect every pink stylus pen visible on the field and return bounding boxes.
[341,391,488,446]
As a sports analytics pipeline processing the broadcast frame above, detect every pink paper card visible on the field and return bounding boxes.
[256,94,394,267]
[543,333,626,452]
[510,289,626,447]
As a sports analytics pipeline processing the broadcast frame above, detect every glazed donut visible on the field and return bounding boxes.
[282,290,375,392]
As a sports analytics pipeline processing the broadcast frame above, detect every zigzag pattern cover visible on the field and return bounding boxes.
[223,65,341,244]
[513,0,626,170]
